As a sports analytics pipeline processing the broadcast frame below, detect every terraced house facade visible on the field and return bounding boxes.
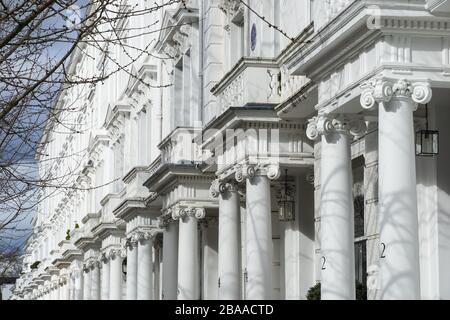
[11,0,450,300]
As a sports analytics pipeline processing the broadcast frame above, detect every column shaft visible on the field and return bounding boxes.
[378,97,420,299]
[320,131,355,300]
[162,222,179,300]
[91,265,100,300]
[101,260,110,300]
[109,254,123,300]
[137,239,154,300]
[177,216,199,300]
[83,269,91,300]
[245,175,272,300]
[63,282,70,300]
[74,270,83,300]
[218,187,241,299]
[127,244,138,300]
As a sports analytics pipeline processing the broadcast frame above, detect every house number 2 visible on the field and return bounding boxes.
[380,243,386,259]
[321,256,327,270]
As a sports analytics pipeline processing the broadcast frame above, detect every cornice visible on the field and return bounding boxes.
[73,235,100,252]
[91,222,124,241]
[44,266,59,276]
[52,258,71,269]
[275,80,316,116]
[105,102,129,127]
[61,248,83,262]
[201,106,278,144]
[81,212,101,224]
[113,197,149,222]
[143,164,214,194]
[122,166,149,184]
[286,2,450,81]
[99,191,123,207]
[157,126,201,150]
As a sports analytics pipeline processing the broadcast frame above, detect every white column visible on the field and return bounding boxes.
[137,231,156,300]
[83,265,91,300]
[126,240,138,300]
[74,267,84,300]
[320,120,355,300]
[101,257,110,300]
[91,262,100,300]
[69,276,74,300]
[53,284,59,300]
[109,249,124,300]
[307,115,367,300]
[161,219,179,300]
[242,166,274,300]
[175,207,205,300]
[211,180,241,300]
[360,78,432,299]
[63,279,70,300]
[58,283,63,300]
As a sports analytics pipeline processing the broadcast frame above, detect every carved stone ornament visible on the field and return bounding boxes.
[235,165,256,183]
[360,77,432,110]
[219,0,242,16]
[234,164,281,182]
[136,230,159,243]
[171,205,206,220]
[209,179,238,198]
[159,212,175,229]
[106,248,124,260]
[266,164,281,181]
[306,114,368,141]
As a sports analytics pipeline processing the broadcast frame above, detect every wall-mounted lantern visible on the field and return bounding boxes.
[416,104,439,156]
[278,169,295,222]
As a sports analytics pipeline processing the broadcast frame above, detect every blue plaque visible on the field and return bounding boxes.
[251,23,257,52]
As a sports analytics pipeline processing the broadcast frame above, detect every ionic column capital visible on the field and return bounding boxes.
[59,275,68,285]
[87,258,100,270]
[306,114,367,141]
[158,210,176,228]
[125,234,139,249]
[105,247,125,260]
[234,164,281,183]
[360,77,432,110]
[136,229,160,244]
[209,179,239,198]
[99,252,108,264]
[171,205,206,221]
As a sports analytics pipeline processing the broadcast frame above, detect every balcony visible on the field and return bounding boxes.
[211,58,281,113]
[159,127,202,167]
[144,127,205,196]
[211,57,309,117]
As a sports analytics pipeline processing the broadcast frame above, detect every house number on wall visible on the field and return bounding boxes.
[380,243,386,259]
[321,256,327,270]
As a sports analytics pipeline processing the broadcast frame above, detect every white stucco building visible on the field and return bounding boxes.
[10,0,450,300]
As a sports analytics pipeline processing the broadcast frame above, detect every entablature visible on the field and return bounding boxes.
[287,1,450,89]
[200,106,314,176]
